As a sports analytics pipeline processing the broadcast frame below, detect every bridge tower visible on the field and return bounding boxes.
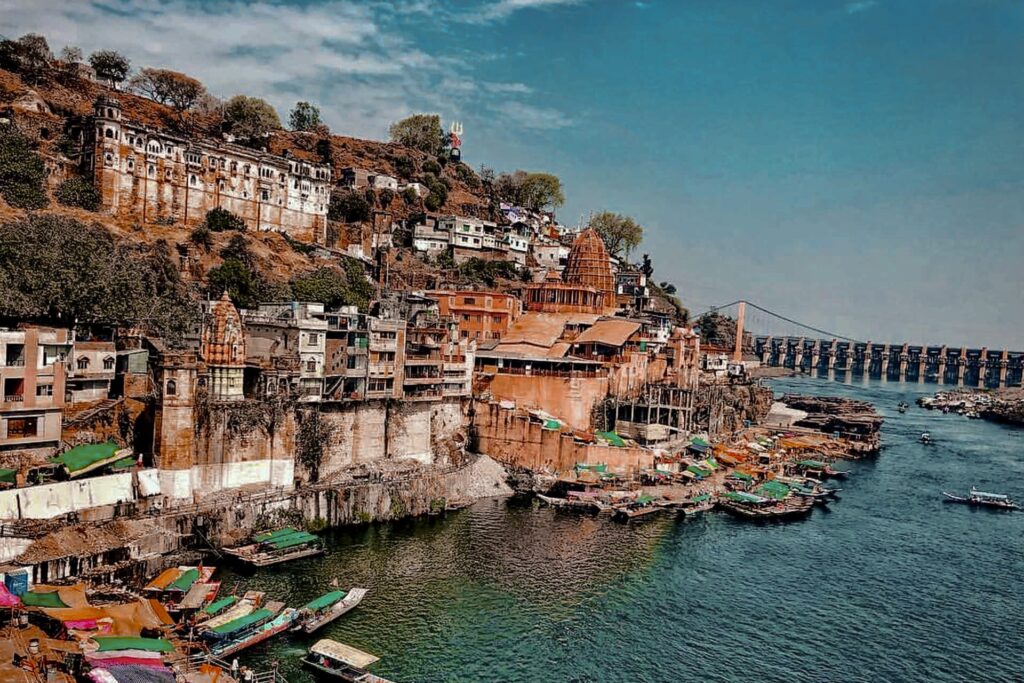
[733,301,746,362]
[957,347,966,385]
[899,343,908,382]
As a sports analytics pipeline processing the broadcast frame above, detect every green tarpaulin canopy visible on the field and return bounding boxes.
[212,608,273,635]
[50,441,121,474]
[22,591,68,608]
[254,528,299,543]
[168,568,199,592]
[111,457,136,470]
[575,463,607,473]
[542,419,561,430]
[94,637,173,653]
[202,596,237,615]
[690,437,710,447]
[691,493,711,503]
[797,460,827,468]
[729,472,754,482]
[721,491,768,504]
[635,495,655,505]
[595,431,626,447]
[756,480,791,500]
[686,465,711,477]
[269,532,319,551]
[303,590,346,612]
[0,468,16,484]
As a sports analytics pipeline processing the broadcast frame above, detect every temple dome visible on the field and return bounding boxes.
[563,228,615,303]
[201,292,246,367]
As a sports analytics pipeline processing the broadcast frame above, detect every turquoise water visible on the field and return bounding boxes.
[222,378,1024,682]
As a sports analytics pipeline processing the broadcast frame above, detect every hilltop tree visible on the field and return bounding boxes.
[223,95,281,144]
[59,46,82,64]
[89,49,131,87]
[389,114,447,157]
[590,211,643,258]
[289,101,322,131]
[0,34,53,83]
[493,170,564,212]
[0,124,48,209]
[130,68,205,112]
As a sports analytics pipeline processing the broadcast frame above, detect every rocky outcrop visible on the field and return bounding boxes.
[780,394,883,451]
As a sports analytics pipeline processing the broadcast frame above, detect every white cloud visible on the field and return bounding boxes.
[0,0,572,141]
[497,101,573,130]
[845,1,878,14]
[462,0,589,23]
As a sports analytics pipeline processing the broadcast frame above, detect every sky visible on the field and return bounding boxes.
[2,0,1023,347]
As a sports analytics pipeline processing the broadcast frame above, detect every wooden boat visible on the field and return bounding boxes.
[535,493,569,507]
[197,591,265,629]
[211,607,298,657]
[296,588,369,634]
[223,528,325,567]
[717,491,813,519]
[943,488,1019,510]
[612,495,663,521]
[302,639,395,683]
[897,402,909,413]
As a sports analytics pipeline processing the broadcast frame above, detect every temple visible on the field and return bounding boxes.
[525,228,617,315]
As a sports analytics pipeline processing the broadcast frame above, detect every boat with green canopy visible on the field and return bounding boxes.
[224,528,325,567]
[93,636,174,653]
[302,639,396,682]
[211,608,298,657]
[295,587,369,634]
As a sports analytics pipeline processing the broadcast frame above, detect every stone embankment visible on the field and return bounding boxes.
[918,388,1024,426]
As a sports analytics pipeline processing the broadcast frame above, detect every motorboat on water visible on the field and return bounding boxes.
[942,487,1019,511]
[302,639,395,682]
[897,402,909,413]
[919,432,932,444]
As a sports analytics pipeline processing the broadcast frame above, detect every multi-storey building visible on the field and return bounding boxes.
[84,96,331,242]
[0,327,70,454]
[66,340,116,404]
[426,290,522,342]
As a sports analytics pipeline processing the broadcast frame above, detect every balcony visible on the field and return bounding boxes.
[5,358,25,367]
[3,394,24,404]
[369,339,397,352]
[368,362,396,376]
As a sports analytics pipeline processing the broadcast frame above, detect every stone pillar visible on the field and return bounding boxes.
[1000,349,1009,387]
[881,344,890,379]
[957,347,966,385]
[811,340,821,374]
[762,336,773,366]
[980,347,989,388]
[937,346,946,385]
[899,343,908,382]
[795,338,805,370]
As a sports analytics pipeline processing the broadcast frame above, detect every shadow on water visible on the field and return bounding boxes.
[220,377,1023,683]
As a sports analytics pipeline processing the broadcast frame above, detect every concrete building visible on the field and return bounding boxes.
[427,290,523,342]
[440,216,497,252]
[0,327,70,455]
[66,340,116,404]
[339,168,371,189]
[532,242,569,272]
[368,173,399,191]
[85,96,331,242]
[412,216,451,255]
[243,302,329,401]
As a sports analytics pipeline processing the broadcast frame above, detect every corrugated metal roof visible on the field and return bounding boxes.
[573,319,641,348]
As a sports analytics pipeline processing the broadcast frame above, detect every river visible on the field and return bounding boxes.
[220,377,1024,682]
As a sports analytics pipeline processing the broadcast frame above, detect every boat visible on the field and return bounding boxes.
[223,528,325,567]
[717,491,813,519]
[612,494,662,521]
[296,588,369,634]
[302,639,396,682]
[196,591,265,629]
[535,493,569,507]
[897,402,909,413]
[919,432,933,444]
[942,488,1019,511]
[680,493,715,516]
[211,607,298,657]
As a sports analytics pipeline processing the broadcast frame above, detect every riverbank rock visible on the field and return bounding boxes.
[779,394,884,439]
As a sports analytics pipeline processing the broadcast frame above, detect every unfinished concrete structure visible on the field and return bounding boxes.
[84,96,330,241]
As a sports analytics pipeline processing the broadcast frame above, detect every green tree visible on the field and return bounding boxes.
[190,224,212,251]
[290,261,374,311]
[328,190,371,223]
[0,124,48,209]
[590,211,643,258]
[289,101,322,131]
[203,207,246,232]
[493,170,564,211]
[219,233,253,266]
[0,34,53,83]
[223,95,281,142]
[89,49,131,86]
[54,177,100,211]
[0,215,197,339]
[207,258,259,308]
[389,114,447,156]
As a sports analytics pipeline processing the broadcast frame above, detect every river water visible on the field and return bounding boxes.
[222,377,1024,682]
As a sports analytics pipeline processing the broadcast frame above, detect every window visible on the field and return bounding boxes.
[464,297,476,305]
[306,359,317,372]
[36,384,53,397]
[307,333,320,346]
[189,175,198,186]
[5,417,38,438]
[261,189,269,201]
[166,379,177,396]
[76,356,90,370]
[103,356,115,370]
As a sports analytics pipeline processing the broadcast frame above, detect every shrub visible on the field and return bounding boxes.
[207,258,259,308]
[204,207,246,232]
[0,125,48,209]
[190,224,212,251]
[423,159,441,175]
[454,163,480,188]
[393,155,415,179]
[403,187,420,204]
[54,177,100,211]
[378,189,395,207]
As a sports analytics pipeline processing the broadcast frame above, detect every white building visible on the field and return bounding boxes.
[368,174,399,191]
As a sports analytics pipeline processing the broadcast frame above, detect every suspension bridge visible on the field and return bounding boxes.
[695,301,1024,389]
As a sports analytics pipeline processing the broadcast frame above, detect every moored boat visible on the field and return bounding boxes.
[296,588,369,634]
[211,607,298,657]
[919,432,933,444]
[224,528,325,567]
[942,488,1019,510]
[302,639,396,682]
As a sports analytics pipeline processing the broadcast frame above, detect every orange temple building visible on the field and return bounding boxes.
[201,293,246,401]
[525,228,617,314]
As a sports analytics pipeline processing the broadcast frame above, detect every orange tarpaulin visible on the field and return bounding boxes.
[145,568,182,591]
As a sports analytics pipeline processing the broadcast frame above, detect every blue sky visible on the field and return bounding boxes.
[3,0,1023,347]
